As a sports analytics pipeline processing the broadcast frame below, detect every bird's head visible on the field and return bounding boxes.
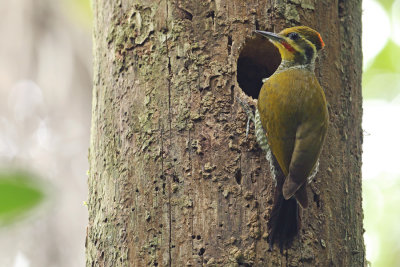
[255,26,325,68]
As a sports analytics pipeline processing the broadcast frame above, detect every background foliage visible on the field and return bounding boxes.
[362,0,400,266]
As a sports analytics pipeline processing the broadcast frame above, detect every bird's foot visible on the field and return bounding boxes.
[236,96,255,138]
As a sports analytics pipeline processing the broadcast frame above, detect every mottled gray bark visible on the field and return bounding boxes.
[87,0,364,266]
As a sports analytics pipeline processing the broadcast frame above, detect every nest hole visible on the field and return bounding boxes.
[237,36,281,99]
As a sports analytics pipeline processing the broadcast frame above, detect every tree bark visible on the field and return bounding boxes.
[87,0,364,266]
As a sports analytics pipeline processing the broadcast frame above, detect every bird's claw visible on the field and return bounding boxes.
[236,96,255,122]
[236,96,256,138]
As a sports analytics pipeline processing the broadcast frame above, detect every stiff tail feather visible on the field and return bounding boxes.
[267,153,301,252]
[267,194,300,252]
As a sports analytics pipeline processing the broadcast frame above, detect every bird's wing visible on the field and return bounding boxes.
[282,118,327,200]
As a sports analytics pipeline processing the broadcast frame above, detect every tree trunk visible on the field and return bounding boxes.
[87,0,364,266]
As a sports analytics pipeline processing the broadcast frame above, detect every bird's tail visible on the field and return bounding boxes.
[267,193,300,252]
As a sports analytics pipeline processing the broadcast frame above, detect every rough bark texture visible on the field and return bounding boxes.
[87,0,364,266]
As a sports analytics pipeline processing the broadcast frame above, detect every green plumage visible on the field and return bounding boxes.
[258,68,328,207]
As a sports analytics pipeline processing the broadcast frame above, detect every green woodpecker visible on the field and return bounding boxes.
[255,26,329,250]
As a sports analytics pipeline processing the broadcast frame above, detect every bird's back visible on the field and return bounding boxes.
[257,68,328,177]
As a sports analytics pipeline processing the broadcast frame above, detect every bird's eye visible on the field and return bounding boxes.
[288,32,299,40]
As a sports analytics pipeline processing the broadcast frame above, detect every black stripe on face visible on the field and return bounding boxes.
[305,46,314,63]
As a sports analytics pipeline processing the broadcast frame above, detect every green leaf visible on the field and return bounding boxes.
[377,0,395,12]
[363,41,400,100]
[0,171,44,224]
[366,40,400,73]
[62,0,93,28]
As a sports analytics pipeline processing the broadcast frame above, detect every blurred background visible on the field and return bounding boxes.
[0,0,92,266]
[0,0,398,266]
[362,0,400,266]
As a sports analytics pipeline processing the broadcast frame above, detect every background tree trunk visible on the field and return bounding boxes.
[87,0,364,266]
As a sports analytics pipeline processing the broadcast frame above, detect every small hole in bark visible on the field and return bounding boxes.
[154,262,158,266]
[314,193,321,208]
[206,10,215,19]
[199,247,205,256]
[196,235,201,240]
[192,235,196,239]
[235,169,242,184]
[155,186,159,191]
[175,6,193,21]
[230,85,235,104]
[237,35,281,99]
[227,35,232,54]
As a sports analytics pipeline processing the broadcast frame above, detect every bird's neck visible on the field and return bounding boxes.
[276,59,315,74]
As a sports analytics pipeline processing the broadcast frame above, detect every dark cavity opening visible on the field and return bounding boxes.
[234,169,242,184]
[237,35,281,99]
[199,247,205,256]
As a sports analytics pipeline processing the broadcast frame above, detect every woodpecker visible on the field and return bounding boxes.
[254,26,329,251]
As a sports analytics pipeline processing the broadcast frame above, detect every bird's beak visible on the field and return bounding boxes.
[254,30,284,42]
